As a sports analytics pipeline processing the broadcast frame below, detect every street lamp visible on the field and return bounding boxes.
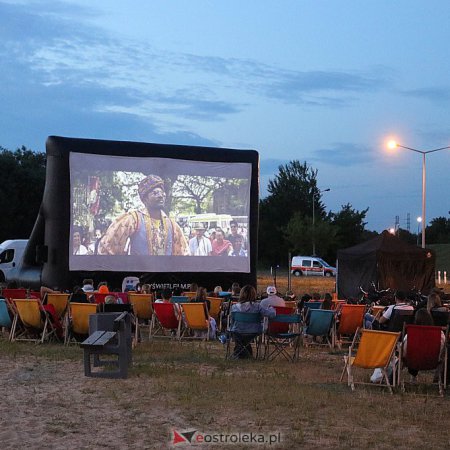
[416,216,422,246]
[387,140,450,248]
[312,188,330,256]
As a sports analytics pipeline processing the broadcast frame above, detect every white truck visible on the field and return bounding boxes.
[0,240,29,284]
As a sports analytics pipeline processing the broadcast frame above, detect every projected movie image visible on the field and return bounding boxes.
[70,153,251,273]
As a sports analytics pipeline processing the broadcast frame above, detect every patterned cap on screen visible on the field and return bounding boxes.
[138,175,165,202]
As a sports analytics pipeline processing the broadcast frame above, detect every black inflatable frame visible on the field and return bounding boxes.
[18,136,259,291]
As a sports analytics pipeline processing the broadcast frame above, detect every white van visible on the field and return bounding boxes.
[291,256,336,277]
[0,240,28,283]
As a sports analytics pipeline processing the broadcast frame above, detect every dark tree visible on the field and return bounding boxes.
[426,217,450,244]
[0,146,46,242]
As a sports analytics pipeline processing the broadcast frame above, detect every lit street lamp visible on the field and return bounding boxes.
[312,188,330,256]
[387,140,450,248]
[416,216,422,246]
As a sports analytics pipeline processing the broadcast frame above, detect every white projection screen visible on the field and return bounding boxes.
[69,152,252,273]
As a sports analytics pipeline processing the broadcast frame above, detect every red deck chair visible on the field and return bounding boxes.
[399,324,448,396]
[268,306,295,334]
[93,292,110,304]
[2,288,27,300]
[150,302,181,338]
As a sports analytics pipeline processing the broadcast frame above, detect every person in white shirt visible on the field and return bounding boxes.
[189,226,212,256]
[260,286,286,308]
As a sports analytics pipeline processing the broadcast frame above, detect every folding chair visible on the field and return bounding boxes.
[431,310,450,327]
[304,309,336,349]
[264,314,302,362]
[128,293,153,343]
[179,303,210,340]
[182,291,197,300]
[45,293,70,321]
[171,296,190,304]
[2,288,27,300]
[150,302,182,339]
[283,301,297,311]
[335,304,366,349]
[0,298,13,340]
[65,302,98,344]
[398,324,448,396]
[93,292,110,305]
[10,299,58,343]
[303,301,323,323]
[206,297,223,322]
[226,312,263,360]
[341,328,400,394]
[386,309,414,332]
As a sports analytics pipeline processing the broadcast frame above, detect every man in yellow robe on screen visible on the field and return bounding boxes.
[98,175,189,256]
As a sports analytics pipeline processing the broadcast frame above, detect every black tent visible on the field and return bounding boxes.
[337,231,435,299]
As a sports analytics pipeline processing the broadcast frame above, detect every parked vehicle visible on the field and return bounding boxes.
[0,240,28,283]
[291,256,336,277]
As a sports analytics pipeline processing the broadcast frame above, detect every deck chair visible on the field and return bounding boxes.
[65,302,98,344]
[370,305,386,320]
[304,309,336,349]
[171,296,190,303]
[179,303,210,340]
[226,311,263,360]
[182,291,197,299]
[399,324,448,396]
[93,292,110,304]
[386,309,415,332]
[0,299,13,340]
[431,310,450,327]
[207,297,223,321]
[335,304,366,348]
[341,328,400,394]
[150,302,182,338]
[128,293,153,343]
[2,288,27,300]
[264,314,302,362]
[11,299,58,343]
[303,301,323,322]
[283,301,297,311]
[45,293,70,321]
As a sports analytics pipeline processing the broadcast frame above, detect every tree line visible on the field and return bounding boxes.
[1,146,449,265]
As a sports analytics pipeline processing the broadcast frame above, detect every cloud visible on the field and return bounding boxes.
[260,158,291,176]
[401,86,450,104]
[310,142,375,166]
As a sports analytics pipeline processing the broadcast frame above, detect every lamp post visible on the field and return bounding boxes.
[312,188,330,256]
[387,141,450,248]
[416,216,422,246]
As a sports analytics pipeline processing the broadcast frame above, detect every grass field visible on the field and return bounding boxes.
[1,337,449,449]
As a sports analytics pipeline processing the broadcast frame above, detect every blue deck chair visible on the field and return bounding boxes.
[226,312,263,360]
[303,301,322,322]
[304,309,335,349]
[264,314,303,362]
[171,296,190,304]
[0,299,13,340]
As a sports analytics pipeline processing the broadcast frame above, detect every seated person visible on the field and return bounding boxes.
[260,286,285,308]
[230,285,275,358]
[191,287,215,338]
[70,286,89,303]
[365,291,413,330]
[321,293,333,310]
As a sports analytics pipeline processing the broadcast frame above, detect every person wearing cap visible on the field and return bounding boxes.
[260,286,285,308]
[188,224,212,256]
[98,174,189,255]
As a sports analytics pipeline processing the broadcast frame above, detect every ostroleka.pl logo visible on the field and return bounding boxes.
[172,429,282,446]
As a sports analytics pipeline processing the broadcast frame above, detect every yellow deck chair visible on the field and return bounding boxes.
[370,305,385,320]
[65,303,98,345]
[128,293,153,343]
[341,327,400,393]
[45,293,70,320]
[206,297,223,321]
[179,303,210,340]
[182,291,197,300]
[11,299,56,343]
